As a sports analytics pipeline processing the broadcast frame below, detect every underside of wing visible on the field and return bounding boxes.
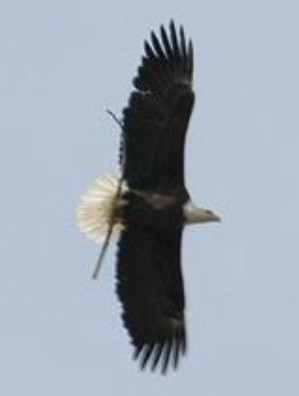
[122,21,195,192]
[116,224,186,373]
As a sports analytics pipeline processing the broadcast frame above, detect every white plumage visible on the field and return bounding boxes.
[77,174,126,244]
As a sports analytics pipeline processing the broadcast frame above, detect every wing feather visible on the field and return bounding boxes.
[116,225,186,373]
[151,32,167,60]
[122,21,195,192]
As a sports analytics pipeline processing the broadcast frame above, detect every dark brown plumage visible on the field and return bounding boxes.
[116,20,195,373]
[121,20,194,192]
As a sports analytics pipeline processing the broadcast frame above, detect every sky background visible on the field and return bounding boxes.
[1,0,299,395]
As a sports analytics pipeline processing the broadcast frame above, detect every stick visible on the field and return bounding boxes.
[92,176,124,279]
[106,109,123,129]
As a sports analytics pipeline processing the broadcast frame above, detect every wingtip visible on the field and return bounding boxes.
[131,333,186,374]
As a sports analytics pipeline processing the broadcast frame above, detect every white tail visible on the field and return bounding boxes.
[76,174,126,244]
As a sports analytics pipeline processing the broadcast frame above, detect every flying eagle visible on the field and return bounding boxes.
[77,21,220,374]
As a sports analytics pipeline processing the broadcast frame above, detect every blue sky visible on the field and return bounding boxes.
[1,1,299,395]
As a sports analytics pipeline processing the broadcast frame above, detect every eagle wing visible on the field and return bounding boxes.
[121,21,195,192]
[116,224,186,373]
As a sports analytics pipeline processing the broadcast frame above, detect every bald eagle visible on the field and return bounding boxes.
[77,21,220,374]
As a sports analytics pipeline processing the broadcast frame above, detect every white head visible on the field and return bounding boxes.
[183,201,221,224]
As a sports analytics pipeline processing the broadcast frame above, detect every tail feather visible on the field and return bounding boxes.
[77,174,126,244]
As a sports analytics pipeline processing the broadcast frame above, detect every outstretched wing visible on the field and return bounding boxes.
[121,21,195,192]
[116,225,186,374]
